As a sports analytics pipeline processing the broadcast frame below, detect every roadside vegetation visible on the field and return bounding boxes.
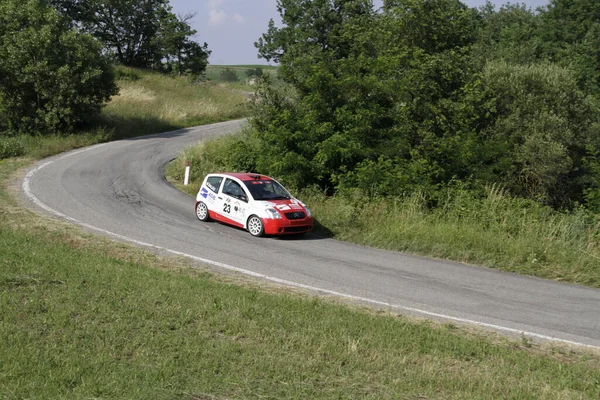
[170,0,600,288]
[2,0,600,398]
[168,133,600,288]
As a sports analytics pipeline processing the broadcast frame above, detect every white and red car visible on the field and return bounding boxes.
[194,173,314,237]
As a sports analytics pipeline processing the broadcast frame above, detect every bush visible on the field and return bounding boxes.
[114,66,142,81]
[245,67,264,78]
[0,136,25,159]
[219,68,239,82]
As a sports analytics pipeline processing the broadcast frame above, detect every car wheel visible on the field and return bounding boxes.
[247,215,264,237]
[195,201,210,222]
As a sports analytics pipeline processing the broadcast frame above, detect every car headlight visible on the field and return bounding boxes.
[265,207,282,219]
[299,201,312,217]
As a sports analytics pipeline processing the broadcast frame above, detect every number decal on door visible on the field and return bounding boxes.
[223,204,231,214]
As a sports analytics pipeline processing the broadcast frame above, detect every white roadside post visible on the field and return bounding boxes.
[184,161,190,186]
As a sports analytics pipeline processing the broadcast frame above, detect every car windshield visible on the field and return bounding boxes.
[243,179,291,201]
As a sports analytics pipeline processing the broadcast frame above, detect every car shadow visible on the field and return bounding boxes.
[205,218,334,241]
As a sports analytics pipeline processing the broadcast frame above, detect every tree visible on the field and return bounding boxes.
[538,0,600,93]
[472,2,543,66]
[50,0,210,74]
[251,0,479,193]
[463,61,600,206]
[0,0,118,135]
[158,11,210,76]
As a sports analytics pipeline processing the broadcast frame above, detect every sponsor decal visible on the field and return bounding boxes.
[233,201,245,218]
[207,191,216,202]
[200,187,209,199]
[276,204,291,211]
[206,182,217,192]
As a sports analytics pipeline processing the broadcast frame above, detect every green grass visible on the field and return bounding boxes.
[2,66,600,399]
[102,67,250,135]
[1,210,600,399]
[168,134,600,289]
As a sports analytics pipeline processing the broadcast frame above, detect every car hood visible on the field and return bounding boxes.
[257,198,307,212]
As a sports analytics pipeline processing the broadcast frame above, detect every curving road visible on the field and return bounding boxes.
[21,120,600,349]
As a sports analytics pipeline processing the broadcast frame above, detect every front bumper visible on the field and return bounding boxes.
[262,216,314,235]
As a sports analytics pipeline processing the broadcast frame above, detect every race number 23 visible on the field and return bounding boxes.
[223,204,231,214]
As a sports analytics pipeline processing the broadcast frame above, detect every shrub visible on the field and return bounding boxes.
[114,66,142,81]
[0,0,118,135]
[0,136,25,159]
[219,68,239,82]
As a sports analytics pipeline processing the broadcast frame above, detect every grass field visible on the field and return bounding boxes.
[205,64,278,90]
[103,66,251,136]
[2,67,600,399]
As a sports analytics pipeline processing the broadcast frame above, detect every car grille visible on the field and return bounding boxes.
[285,211,306,220]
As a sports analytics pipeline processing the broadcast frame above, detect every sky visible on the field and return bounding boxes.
[169,0,551,66]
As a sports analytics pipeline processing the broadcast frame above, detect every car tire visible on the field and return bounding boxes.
[195,201,210,222]
[247,215,265,237]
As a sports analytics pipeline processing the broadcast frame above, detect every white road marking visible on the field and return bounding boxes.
[22,146,600,351]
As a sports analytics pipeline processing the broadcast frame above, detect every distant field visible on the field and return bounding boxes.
[205,64,278,89]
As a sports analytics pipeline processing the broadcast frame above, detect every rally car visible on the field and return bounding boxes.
[194,172,313,237]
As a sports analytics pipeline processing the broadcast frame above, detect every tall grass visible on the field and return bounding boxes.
[168,135,600,288]
[102,67,250,136]
[300,186,600,287]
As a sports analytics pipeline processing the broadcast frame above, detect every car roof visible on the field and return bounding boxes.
[214,172,272,181]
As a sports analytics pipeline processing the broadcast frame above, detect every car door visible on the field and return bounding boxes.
[218,178,249,226]
[199,175,223,213]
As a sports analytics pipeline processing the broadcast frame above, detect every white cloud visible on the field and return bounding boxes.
[232,13,245,23]
[209,8,228,25]
[206,0,245,26]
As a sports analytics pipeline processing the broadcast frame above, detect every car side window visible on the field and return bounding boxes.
[222,179,247,202]
[206,176,223,194]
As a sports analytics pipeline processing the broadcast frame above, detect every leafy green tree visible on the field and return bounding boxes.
[50,0,210,74]
[179,41,211,77]
[538,0,600,93]
[251,0,479,193]
[472,2,543,66]
[463,61,600,206]
[0,0,117,135]
[158,11,210,76]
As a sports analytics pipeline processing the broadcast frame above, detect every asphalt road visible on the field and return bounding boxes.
[21,120,600,349]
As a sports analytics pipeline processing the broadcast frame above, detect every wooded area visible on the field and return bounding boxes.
[242,0,600,211]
